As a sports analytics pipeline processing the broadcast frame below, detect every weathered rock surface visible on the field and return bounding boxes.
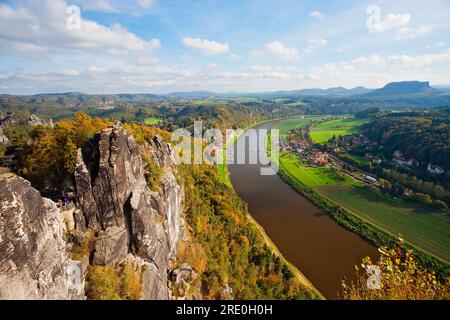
[74,123,184,299]
[0,123,185,300]
[0,113,48,129]
[0,172,84,300]
[0,128,8,144]
[169,263,202,300]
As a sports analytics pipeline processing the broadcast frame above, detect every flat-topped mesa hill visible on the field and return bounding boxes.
[0,123,189,300]
[364,81,440,96]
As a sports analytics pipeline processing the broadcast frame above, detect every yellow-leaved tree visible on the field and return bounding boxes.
[342,238,449,300]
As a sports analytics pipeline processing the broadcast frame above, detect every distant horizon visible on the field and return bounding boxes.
[2,80,450,97]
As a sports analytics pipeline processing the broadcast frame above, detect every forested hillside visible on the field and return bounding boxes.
[363,110,450,176]
[0,112,319,300]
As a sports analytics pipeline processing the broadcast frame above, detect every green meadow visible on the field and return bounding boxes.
[320,185,450,263]
[310,117,368,143]
[144,117,162,125]
[276,115,326,136]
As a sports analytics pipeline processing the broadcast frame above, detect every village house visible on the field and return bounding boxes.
[311,151,329,166]
[427,163,445,175]
[372,158,382,165]
[392,150,419,167]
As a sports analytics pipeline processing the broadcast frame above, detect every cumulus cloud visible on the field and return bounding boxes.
[3,48,450,94]
[305,38,328,53]
[182,37,229,55]
[369,13,411,33]
[264,41,299,61]
[309,11,325,19]
[343,50,450,69]
[0,1,160,56]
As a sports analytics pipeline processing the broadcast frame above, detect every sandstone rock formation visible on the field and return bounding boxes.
[74,123,184,299]
[0,128,8,144]
[0,123,185,300]
[0,172,84,300]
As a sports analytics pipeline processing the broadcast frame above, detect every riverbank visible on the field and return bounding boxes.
[274,118,449,277]
[228,118,379,298]
[246,210,324,299]
[218,116,325,298]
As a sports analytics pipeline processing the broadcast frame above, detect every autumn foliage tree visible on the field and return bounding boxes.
[342,238,450,300]
[20,112,110,188]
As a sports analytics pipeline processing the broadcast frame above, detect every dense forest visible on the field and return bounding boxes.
[362,109,450,176]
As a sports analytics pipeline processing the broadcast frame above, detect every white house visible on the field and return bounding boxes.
[427,163,445,175]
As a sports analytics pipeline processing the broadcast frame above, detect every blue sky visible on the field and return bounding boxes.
[0,0,450,94]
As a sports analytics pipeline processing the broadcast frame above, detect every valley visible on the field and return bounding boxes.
[272,114,450,269]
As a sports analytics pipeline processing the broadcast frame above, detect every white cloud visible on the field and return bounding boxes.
[309,11,325,19]
[437,42,446,47]
[0,1,160,56]
[345,50,450,69]
[227,54,240,61]
[0,40,48,53]
[395,25,434,40]
[370,13,411,33]
[305,38,328,53]
[3,49,450,94]
[58,69,81,76]
[182,37,229,54]
[264,41,299,61]
[87,66,107,75]
[137,0,154,9]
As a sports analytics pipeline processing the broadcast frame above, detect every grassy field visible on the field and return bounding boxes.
[320,185,450,263]
[274,116,450,265]
[280,153,348,188]
[310,117,368,143]
[273,98,307,107]
[144,117,162,125]
[276,115,326,136]
[286,101,307,107]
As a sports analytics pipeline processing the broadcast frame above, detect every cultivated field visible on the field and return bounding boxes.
[144,117,162,125]
[310,117,368,143]
[320,185,450,263]
[280,153,347,187]
[276,115,326,136]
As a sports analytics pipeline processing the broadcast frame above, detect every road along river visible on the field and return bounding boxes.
[228,119,378,299]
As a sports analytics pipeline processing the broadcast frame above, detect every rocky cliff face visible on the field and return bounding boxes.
[74,123,184,299]
[0,128,8,144]
[0,172,84,300]
[0,123,186,300]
